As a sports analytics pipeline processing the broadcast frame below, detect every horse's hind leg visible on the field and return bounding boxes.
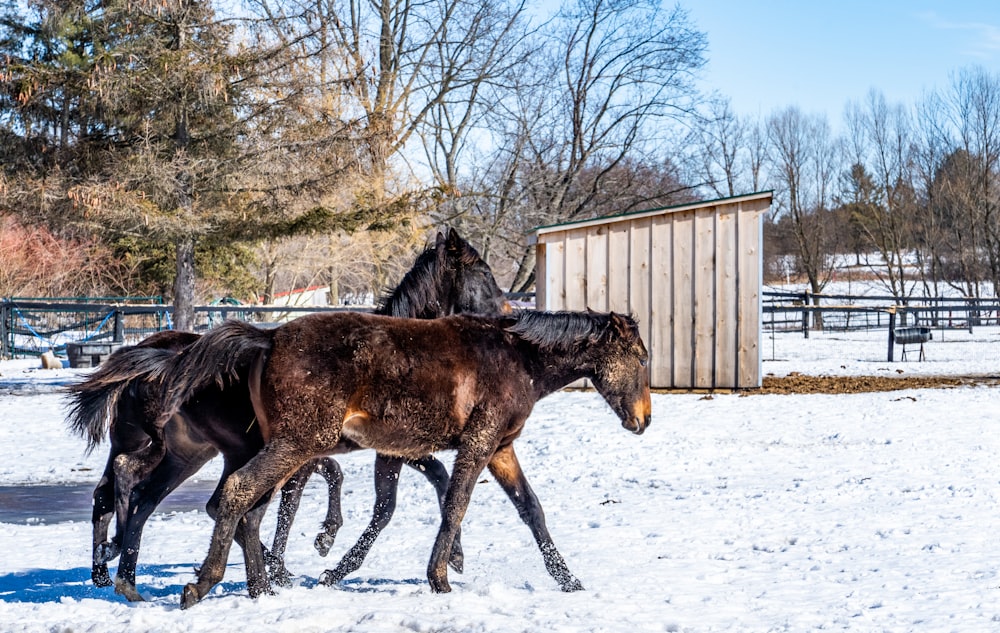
[265,460,316,587]
[111,439,166,562]
[406,454,463,573]
[113,450,212,601]
[205,453,280,596]
[234,492,274,599]
[318,454,402,585]
[311,457,344,556]
[90,461,117,587]
[486,443,583,592]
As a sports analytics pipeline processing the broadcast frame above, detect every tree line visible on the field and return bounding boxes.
[697,69,1000,304]
[2,1,998,331]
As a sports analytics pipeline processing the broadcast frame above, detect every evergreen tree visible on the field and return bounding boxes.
[1,0,388,328]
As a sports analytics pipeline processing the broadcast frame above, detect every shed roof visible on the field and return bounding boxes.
[530,190,773,242]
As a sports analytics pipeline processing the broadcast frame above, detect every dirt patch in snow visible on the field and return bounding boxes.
[748,372,1000,395]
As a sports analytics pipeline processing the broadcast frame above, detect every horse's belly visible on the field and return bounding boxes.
[339,407,454,459]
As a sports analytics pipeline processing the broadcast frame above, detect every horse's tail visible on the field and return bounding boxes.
[156,320,274,428]
[64,345,180,454]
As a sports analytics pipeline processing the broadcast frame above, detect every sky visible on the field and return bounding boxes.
[687,0,1000,127]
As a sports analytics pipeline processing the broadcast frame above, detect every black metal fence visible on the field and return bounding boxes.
[763,291,1000,337]
[5,292,996,360]
[0,299,359,359]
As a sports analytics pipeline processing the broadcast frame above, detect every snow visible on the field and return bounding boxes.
[0,326,998,632]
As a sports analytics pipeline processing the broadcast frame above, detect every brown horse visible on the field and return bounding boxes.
[156,309,652,608]
[66,227,509,599]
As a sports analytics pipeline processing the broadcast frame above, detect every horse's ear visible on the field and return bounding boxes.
[445,226,462,249]
[609,312,636,339]
[436,230,447,249]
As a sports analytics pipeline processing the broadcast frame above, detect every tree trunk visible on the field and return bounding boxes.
[173,238,196,331]
[510,246,536,294]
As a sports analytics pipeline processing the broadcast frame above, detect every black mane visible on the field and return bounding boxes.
[375,244,442,318]
[505,310,638,351]
[374,228,493,318]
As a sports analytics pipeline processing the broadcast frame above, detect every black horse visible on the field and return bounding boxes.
[155,309,652,608]
[66,227,510,600]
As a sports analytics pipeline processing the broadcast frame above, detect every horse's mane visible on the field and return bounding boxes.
[374,228,487,318]
[375,244,442,318]
[505,310,638,351]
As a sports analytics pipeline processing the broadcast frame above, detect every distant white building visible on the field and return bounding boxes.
[268,285,330,307]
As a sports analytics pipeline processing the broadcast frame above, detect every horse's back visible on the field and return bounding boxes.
[261,311,531,456]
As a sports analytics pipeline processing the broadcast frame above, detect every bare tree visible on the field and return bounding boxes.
[914,67,1000,298]
[694,98,745,197]
[842,90,918,299]
[462,0,706,291]
[946,67,1000,295]
[766,106,841,322]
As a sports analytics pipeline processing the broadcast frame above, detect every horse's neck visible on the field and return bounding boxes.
[376,287,441,319]
[527,348,593,397]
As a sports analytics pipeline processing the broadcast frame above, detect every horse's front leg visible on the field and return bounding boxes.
[311,457,344,556]
[487,443,583,592]
[181,441,307,609]
[426,448,492,593]
[406,455,463,572]
[319,454,402,585]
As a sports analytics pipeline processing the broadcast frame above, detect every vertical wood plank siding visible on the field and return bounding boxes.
[533,192,770,389]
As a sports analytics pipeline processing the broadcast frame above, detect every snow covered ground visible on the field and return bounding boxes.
[0,326,998,632]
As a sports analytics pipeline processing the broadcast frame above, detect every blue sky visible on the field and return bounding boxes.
[686,0,1000,126]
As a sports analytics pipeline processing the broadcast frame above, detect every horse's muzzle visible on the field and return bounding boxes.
[622,414,650,435]
[622,394,652,434]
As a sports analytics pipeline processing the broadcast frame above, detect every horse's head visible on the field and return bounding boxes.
[590,312,652,435]
[377,227,510,319]
[437,227,512,316]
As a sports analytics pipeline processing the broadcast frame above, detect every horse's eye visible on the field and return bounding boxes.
[639,358,648,368]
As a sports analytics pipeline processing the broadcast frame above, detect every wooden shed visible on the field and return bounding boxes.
[530,191,772,390]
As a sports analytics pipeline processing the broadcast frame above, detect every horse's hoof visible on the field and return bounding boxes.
[448,553,464,574]
[267,567,293,588]
[96,541,121,564]
[428,576,452,593]
[113,577,145,602]
[560,578,584,592]
[263,554,293,587]
[247,581,275,599]
[180,584,203,610]
[314,532,336,557]
[92,565,113,587]
[317,569,343,586]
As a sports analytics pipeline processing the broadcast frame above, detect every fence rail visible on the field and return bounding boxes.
[0,300,363,359]
[763,291,1000,336]
[5,293,998,360]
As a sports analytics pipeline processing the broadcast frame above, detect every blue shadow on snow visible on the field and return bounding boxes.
[0,565,244,604]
